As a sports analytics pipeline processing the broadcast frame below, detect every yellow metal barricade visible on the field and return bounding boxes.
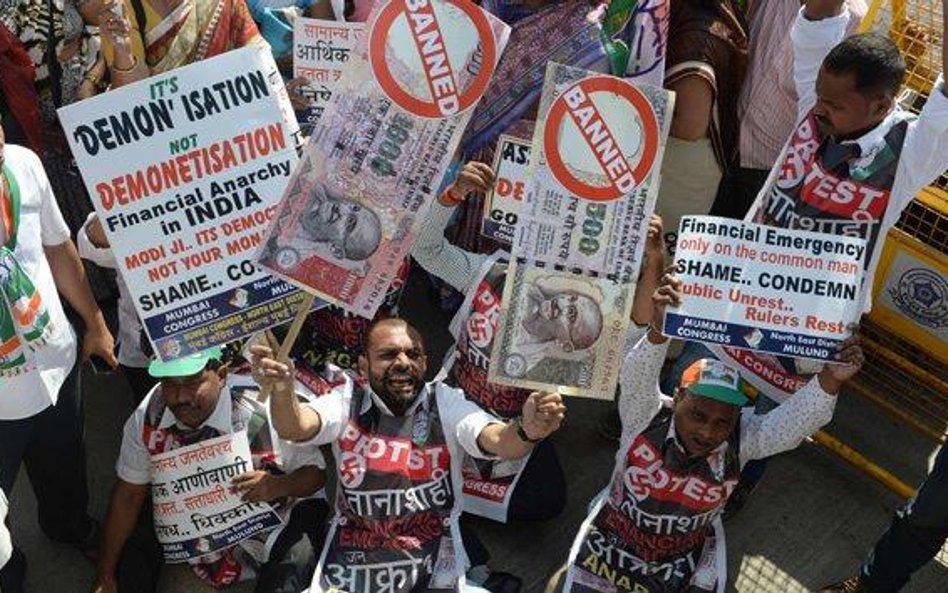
[813,0,948,497]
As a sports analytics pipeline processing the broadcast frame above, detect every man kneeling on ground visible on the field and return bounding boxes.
[90,346,326,593]
[558,272,865,593]
[254,317,566,592]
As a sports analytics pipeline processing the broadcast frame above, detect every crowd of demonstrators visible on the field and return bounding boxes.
[665,0,948,520]
[0,0,946,592]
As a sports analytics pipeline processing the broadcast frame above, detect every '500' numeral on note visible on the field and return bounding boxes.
[579,203,607,256]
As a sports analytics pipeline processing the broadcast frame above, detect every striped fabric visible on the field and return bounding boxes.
[738,0,867,170]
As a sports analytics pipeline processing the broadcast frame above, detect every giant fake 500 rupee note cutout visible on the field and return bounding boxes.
[514,62,672,283]
[257,0,510,318]
[488,261,634,397]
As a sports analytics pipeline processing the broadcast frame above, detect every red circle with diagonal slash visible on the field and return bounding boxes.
[543,76,659,201]
[369,0,497,119]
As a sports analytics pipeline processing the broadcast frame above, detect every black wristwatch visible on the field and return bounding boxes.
[515,416,543,444]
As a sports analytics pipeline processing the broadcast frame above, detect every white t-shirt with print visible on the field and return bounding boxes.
[0,145,77,420]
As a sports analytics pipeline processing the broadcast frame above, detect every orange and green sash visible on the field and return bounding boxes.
[0,164,52,377]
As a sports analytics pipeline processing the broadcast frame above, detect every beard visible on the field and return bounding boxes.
[370,364,424,414]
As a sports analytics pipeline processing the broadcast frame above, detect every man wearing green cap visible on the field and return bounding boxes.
[90,346,326,593]
[556,271,865,593]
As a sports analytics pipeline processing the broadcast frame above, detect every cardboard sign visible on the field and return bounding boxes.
[666,216,867,361]
[480,135,530,245]
[293,18,364,132]
[59,48,321,361]
[151,433,282,562]
[257,0,510,318]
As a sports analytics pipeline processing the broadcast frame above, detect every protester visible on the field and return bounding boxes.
[0,121,117,593]
[664,0,948,515]
[0,0,104,232]
[78,213,154,403]
[554,270,864,592]
[255,317,566,592]
[709,0,867,219]
[412,161,663,525]
[89,346,326,593]
[655,0,747,255]
[97,0,268,87]
[819,445,948,592]
[746,0,948,310]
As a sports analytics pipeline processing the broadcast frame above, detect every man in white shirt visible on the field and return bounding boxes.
[91,345,326,593]
[0,123,117,593]
[557,271,865,593]
[255,317,567,592]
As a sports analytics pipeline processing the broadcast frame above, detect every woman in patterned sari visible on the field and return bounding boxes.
[97,0,267,87]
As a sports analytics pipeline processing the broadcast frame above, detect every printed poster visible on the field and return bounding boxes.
[489,64,671,397]
[151,433,282,562]
[293,18,364,133]
[666,216,867,361]
[257,0,511,319]
[59,47,320,361]
[480,135,531,246]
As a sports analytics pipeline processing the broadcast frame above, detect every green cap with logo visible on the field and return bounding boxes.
[680,358,749,406]
[148,345,223,379]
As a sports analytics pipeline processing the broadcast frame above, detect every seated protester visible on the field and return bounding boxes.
[89,346,327,593]
[78,213,155,403]
[254,317,566,593]
[557,272,865,593]
[411,162,663,524]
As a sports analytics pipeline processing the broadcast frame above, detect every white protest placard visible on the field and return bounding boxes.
[59,47,321,361]
[664,216,867,361]
[151,433,282,562]
[480,135,530,245]
[293,18,364,132]
[257,0,510,318]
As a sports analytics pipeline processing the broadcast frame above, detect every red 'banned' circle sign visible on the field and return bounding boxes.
[369,0,497,119]
[543,75,659,201]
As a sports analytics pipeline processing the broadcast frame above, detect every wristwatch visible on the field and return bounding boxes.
[515,416,543,444]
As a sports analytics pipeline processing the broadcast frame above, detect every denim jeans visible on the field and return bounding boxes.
[861,446,948,592]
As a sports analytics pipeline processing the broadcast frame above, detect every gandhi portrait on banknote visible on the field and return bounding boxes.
[500,275,604,379]
[261,182,383,272]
